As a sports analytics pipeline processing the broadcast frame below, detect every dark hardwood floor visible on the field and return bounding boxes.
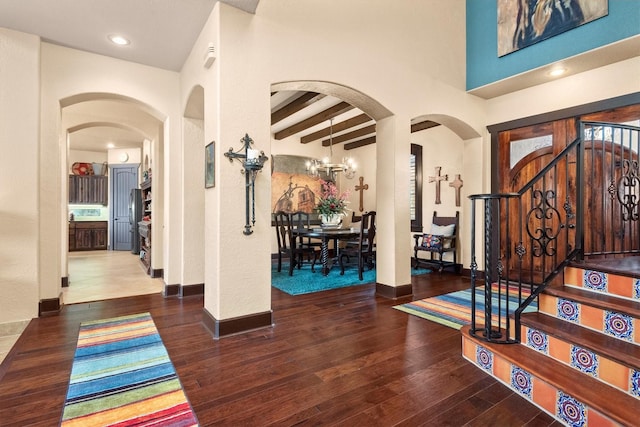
[0,271,559,426]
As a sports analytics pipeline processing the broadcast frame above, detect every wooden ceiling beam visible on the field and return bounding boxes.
[274,102,354,140]
[411,120,440,133]
[271,92,326,125]
[344,136,376,150]
[322,124,376,146]
[300,113,372,144]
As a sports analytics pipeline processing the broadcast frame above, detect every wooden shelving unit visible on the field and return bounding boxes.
[139,179,152,275]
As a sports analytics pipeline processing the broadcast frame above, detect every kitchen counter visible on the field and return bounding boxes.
[69,221,108,251]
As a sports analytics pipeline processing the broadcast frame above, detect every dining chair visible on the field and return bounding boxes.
[338,211,376,280]
[274,211,317,276]
[290,211,322,253]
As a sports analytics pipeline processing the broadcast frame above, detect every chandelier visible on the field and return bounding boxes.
[306,118,357,181]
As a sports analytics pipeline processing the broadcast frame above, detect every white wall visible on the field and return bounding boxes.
[0,28,41,324]
[486,57,640,125]
[176,0,488,324]
[40,43,181,301]
[411,125,464,263]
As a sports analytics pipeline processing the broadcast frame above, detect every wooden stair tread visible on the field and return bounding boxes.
[462,326,640,426]
[520,312,640,369]
[569,257,640,279]
[545,285,640,318]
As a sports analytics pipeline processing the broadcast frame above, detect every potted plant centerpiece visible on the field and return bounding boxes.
[316,179,350,228]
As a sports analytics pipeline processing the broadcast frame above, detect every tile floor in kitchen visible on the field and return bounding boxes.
[0,250,164,364]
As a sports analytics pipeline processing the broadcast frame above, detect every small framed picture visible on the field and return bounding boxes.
[205,141,215,188]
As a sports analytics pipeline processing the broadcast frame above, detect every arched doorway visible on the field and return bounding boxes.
[60,93,166,303]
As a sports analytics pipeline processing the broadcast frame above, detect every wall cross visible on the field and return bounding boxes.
[355,176,368,212]
[428,166,448,204]
[449,174,464,207]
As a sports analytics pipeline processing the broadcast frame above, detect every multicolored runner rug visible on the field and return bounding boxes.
[60,312,199,426]
[393,283,537,330]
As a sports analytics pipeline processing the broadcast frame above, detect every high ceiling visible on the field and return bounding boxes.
[0,1,635,153]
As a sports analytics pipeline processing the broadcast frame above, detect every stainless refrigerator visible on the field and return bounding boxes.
[130,188,143,254]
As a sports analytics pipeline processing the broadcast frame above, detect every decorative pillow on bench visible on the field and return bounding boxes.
[420,234,443,251]
[430,223,455,248]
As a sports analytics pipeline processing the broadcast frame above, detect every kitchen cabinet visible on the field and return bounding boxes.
[69,175,108,205]
[69,221,108,251]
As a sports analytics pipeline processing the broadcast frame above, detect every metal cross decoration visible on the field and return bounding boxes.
[449,174,464,207]
[428,166,448,204]
[355,176,368,212]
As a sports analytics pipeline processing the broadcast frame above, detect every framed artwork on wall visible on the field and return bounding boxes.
[497,0,608,57]
[271,154,322,214]
[205,141,215,188]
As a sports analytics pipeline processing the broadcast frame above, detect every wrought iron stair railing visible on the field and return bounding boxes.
[468,121,640,344]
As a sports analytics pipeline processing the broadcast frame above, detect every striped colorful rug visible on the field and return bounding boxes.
[60,312,199,426]
[393,283,537,330]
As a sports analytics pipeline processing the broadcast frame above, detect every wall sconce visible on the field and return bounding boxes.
[224,134,269,235]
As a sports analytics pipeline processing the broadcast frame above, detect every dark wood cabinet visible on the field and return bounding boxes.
[68,222,76,251]
[69,175,108,205]
[69,221,108,251]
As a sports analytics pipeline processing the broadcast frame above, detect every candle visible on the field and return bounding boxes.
[247,149,259,160]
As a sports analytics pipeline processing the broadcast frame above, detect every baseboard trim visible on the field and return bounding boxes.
[202,308,273,339]
[163,284,180,297]
[180,283,204,297]
[61,276,69,288]
[462,268,485,281]
[375,282,413,299]
[39,295,62,317]
[150,268,164,279]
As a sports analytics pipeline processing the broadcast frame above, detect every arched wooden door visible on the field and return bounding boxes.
[495,105,640,279]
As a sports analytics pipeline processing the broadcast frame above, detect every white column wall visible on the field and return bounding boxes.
[0,28,41,322]
[181,117,205,286]
[375,115,412,287]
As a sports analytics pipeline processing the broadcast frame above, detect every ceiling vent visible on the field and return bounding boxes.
[204,43,216,69]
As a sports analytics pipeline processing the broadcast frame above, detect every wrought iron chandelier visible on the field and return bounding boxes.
[306,118,357,181]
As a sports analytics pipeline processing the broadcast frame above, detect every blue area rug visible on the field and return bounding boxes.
[272,263,430,295]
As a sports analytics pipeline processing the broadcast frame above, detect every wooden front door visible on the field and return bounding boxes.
[495,104,640,278]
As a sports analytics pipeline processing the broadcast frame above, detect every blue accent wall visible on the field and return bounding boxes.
[466,0,640,90]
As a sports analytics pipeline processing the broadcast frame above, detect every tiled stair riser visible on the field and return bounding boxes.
[521,325,640,397]
[564,267,640,302]
[538,294,640,346]
[462,336,619,427]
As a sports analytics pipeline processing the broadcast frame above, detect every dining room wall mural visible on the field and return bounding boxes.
[271,154,321,214]
[497,0,608,57]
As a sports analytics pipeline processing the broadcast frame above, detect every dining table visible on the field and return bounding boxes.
[292,227,360,276]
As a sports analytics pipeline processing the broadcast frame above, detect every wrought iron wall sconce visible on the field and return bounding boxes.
[224,133,269,235]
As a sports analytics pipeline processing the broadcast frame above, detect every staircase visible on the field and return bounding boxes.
[464,121,640,425]
[463,263,640,425]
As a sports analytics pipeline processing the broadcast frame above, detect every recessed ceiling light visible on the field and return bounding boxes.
[549,67,566,77]
[107,143,115,149]
[108,34,130,46]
